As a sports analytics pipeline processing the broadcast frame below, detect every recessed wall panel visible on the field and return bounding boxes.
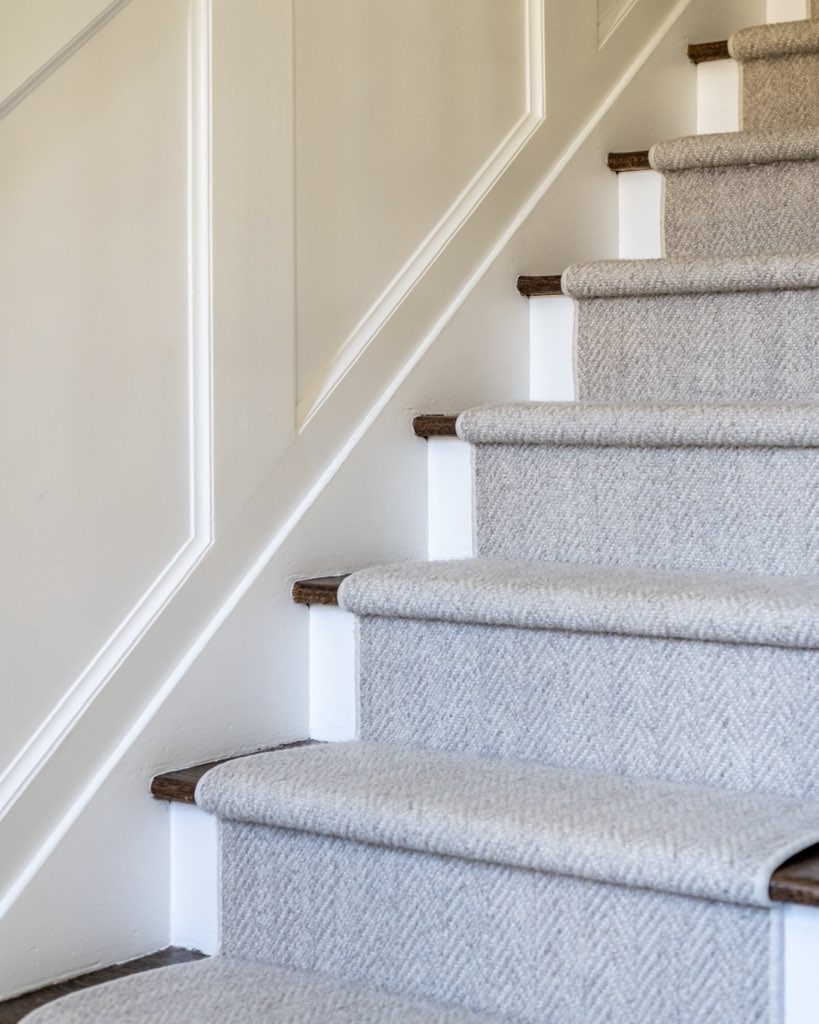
[0,0,191,769]
[295,0,530,405]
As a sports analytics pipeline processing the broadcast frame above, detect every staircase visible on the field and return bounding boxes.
[20,10,819,1024]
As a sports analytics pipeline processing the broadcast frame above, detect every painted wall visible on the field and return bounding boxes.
[0,0,770,997]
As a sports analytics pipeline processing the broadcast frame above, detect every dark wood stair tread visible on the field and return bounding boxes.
[413,414,459,438]
[517,275,563,298]
[0,949,207,1024]
[768,844,819,906]
[291,575,350,606]
[688,40,730,64]
[608,150,651,173]
[151,741,316,803]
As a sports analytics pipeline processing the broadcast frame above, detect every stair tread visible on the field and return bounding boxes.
[337,558,819,649]
[151,741,316,803]
[18,958,506,1024]
[650,126,819,172]
[730,18,819,62]
[516,274,562,297]
[688,40,730,64]
[456,401,819,448]
[196,740,819,907]
[563,252,819,298]
[607,150,651,172]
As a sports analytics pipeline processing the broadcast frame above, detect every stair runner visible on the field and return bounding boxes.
[22,13,819,1024]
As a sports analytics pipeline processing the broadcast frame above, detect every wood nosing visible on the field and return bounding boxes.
[291,574,348,606]
[607,150,651,173]
[517,274,563,298]
[769,844,819,907]
[413,414,459,438]
[150,740,317,804]
[688,39,730,64]
[0,948,207,1023]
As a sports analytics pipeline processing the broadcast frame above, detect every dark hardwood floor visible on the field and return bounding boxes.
[0,948,206,1023]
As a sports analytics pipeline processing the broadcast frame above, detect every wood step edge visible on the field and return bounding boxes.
[0,949,207,1023]
[151,740,819,907]
[608,150,651,173]
[150,740,317,804]
[291,574,349,606]
[688,39,730,64]
[413,414,459,438]
[769,844,819,907]
[517,274,563,298]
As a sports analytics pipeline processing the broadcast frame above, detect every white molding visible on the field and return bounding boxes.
[599,0,641,47]
[295,0,547,429]
[0,0,135,122]
[0,0,214,867]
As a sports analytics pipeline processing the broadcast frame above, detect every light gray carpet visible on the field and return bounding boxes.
[353,615,819,797]
[467,443,818,575]
[730,20,819,130]
[456,406,819,577]
[197,741,819,905]
[572,288,818,401]
[456,400,819,446]
[338,559,819,648]
[562,253,819,297]
[20,959,508,1024]
[650,129,819,256]
[218,820,778,1024]
[564,255,819,402]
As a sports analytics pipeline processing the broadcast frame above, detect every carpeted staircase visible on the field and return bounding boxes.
[22,12,819,1024]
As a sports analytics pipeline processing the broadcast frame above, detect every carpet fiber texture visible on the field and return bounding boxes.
[218,821,778,1024]
[649,129,819,256]
[353,616,819,796]
[197,741,819,906]
[20,960,508,1024]
[729,20,819,130]
[339,559,819,648]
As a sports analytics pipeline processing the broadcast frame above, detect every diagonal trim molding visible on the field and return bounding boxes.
[0,0,137,122]
[0,0,214,885]
[296,0,548,429]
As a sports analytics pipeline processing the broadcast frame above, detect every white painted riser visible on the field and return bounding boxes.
[169,22,819,1021]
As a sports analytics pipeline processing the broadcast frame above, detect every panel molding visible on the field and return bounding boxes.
[0,0,136,121]
[599,0,642,47]
[296,0,547,429]
[0,0,214,864]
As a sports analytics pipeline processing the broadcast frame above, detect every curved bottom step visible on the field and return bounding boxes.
[19,958,509,1024]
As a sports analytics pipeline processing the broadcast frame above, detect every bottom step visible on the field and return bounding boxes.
[19,958,507,1024]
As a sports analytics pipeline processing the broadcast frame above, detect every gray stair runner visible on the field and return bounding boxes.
[340,560,819,796]
[20,959,509,1024]
[650,128,819,256]
[21,8,819,1024]
[192,742,819,1024]
[729,19,819,130]
[562,254,819,402]
[457,402,819,574]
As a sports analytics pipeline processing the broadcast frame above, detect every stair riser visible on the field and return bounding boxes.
[742,55,819,130]
[219,821,777,1024]
[471,445,818,576]
[357,617,819,797]
[576,289,818,401]
[663,161,819,257]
